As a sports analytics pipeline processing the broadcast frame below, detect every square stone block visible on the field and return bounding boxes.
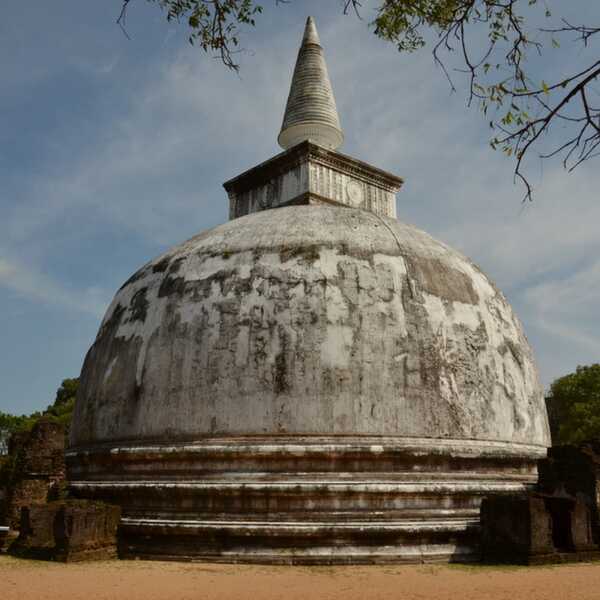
[481,492,600,564]
[481,494,553,563]
[11,500,120,562]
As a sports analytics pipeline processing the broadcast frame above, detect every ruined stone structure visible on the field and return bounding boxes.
[480,443,600,564]
[539,443,600,545]
[67,17,550,563]
[1,420,66,530]
[480,492,599,564]
[11,500,120,562]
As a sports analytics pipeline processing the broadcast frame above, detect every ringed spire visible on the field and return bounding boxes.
[278,16,343,151]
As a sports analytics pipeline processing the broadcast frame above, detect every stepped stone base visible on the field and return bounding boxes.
[118,519,480,564]
[67,436,546,564]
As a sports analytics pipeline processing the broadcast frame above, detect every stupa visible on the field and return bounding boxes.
[67,17,550,563]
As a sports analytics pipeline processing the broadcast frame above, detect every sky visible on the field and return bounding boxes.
[1,1,599,415]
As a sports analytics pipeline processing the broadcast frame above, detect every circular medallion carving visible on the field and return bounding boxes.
[346,180,363,207]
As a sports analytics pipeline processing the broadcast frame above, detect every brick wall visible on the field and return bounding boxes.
[0,419,65,529]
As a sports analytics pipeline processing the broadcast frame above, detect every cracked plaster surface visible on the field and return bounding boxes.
[71,206,550,448]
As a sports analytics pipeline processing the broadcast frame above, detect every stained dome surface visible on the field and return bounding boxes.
[71,205,550,449]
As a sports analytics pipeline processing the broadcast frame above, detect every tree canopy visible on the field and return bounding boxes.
[0,378,78,455]
[549,364,600,445]
[45,378,79,429]
[119,0,600,200]
[0,413,29,455]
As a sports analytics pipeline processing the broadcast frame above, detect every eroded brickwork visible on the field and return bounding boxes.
[1,420,65,529]
[11,500,120,561]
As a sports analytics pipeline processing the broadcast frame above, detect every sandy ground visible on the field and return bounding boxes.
[2,556,600,600]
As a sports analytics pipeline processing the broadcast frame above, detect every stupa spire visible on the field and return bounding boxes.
[278,16,343,151]
[302,14,321,45]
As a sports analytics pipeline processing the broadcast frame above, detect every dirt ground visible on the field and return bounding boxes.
[2,556,600,600]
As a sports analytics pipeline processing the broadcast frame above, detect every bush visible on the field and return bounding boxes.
[0,378,78,455]
[549,364,600,445]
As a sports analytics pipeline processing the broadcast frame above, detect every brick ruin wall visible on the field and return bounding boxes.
[0,420,66,529]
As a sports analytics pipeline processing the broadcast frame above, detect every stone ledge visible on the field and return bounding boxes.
[67,435,549,460]
[121,517,480,535]
[72,480,533,494]
[119,537,479,565]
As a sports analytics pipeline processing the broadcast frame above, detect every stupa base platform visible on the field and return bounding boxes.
[117,517,480,564]
[67,435,547,564]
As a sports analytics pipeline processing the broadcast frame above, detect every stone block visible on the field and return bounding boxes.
[223,141,402,220]
[538,443,600,545]
[481,494,553,563]
[11,500,121,562]
[570,496,596,551]
[481,492,600,564]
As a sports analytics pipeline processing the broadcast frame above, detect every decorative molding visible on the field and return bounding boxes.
[224,142,403,195]
[67,435,549,460]
[223,142,403,219]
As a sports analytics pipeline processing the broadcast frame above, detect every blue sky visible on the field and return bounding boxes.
[1,1,599,415]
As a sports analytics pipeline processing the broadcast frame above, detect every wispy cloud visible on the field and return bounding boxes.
[0,256,108,318]
[1,1,599,416]
[523,258,600,350]
[2,50,289,249]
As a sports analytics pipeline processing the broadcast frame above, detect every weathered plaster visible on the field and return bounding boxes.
[68,12,551,563]
[224,142,402,219]
[71,205,549,448]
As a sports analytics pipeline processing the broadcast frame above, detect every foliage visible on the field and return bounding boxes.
[44,378,78,430]
[0,412,36,456]
[119,0,600,200]
[0,438,24,490]
[118,0,268,70]
[0,378,78,455]
[370,0,600,201]
[549,364,600,445]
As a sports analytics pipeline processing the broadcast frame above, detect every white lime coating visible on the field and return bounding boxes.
[71,205,550,449]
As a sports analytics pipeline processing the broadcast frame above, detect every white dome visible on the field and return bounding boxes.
[67,14,549,564]
[71,205,549,448]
